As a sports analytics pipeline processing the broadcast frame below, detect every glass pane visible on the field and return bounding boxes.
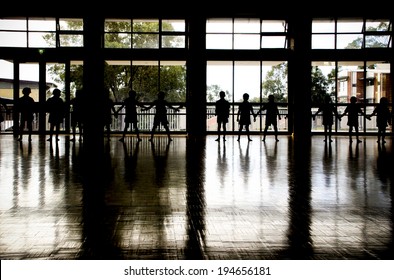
[312,19,335,33]
[162,19,185,32]
[0,18,26,30]
[132,34,159,48]
[59,18,83,30]
[133,19,159,32]
[234,61,260,110]
[160,63,187,102]
[206,34,232,49]
[162,35,185,48]
[337,19,363,33]
[312,34,335,49]
[337,34,362,49]
[206,61,234,132]
[366,19,391,31]
[29,32,55,48]
[59,34,83,47]
[365,35,391,48]
[28,18,56,31]
[261,20,287,32]
[234,18,260,33]
[234,34,260,49]
[206,18,232,33]
[105,33,131,48]
[105,19,131,32]
[0,32,26,47]
[261,36,287,48]
[261,61,288,103]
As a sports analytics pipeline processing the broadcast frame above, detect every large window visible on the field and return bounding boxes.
[312,18,392,49]
[206,18,289,49]
[206,60,288,133]
[0,17,83,48]
[104,18,186,49]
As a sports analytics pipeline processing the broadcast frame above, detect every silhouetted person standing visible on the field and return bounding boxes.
[15,87,36,141]
[369,97,391,144]
[118,90,144,142]
[144,91,180,142]
[46,88,65,142]
[215,90,230,141]
[256,94,281,142]
[70,89,84,142]
[312,94,341,143]
[237,93,255,142]
[340,96,369,143]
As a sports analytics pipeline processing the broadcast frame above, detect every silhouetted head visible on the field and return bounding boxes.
[129,90,137,98]
[158,91,165,100]
[219,91,225,98]
[53,88,61,97]
[75,89,83,98]
[22,87,31,95]
[350,96,357,103]
[243,93,249,101]
[268,94,275,102]
[380,97,388,105]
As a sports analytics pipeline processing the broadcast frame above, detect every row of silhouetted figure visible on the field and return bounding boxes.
[1,88,393,145]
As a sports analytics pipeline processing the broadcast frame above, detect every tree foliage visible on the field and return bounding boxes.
[44,20,186,102]
[261,62,288,103]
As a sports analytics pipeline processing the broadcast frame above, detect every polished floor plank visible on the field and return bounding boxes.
[0,134,393,259]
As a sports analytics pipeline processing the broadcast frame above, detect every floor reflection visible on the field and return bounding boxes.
[0,134,392,259]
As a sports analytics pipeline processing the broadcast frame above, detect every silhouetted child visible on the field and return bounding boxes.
[312,94,341,143]
[46,88,65,142]
[144,91,180,142]
[215,90,230,141]
[70,89,84,142]
[340,96,369,143]
[118,90,145,142]
[15,87,36,141]
[237,93,256,141]
[369,97,391,144]
[256,94,281,142]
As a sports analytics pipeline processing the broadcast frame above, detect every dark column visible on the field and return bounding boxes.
[83,16,105,163]
[187,16,206,139]
[288,16,312,144]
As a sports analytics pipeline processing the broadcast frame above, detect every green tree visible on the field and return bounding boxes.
[44,20,186,102]
[261,62,288,103]
[346,22,391,49]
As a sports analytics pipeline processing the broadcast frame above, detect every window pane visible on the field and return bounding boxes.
[366,19,391,31]
[234,61,260,103]
[59,18,83,31]
[105,19,131,32]
[0,32,26,47]
[28,18,56,31]
[132,34,159,48]
[206,18,232,33]
[261,36,287,48]
[133,19,159,32]
[234,34,260,49]
[105,33,131,48]
[261,20,287,32]
[312,19,335,33]
[234,18,260,33]
[312,34,335,49]
[162,19,185,32]
[337,19,363,33]
[29,32,55,48]
[0,18,26,30]
[59,34,83,47]
[162,35,185,48]
[206,34,232,49]
[337,34,362,49]
[365,35,391,48]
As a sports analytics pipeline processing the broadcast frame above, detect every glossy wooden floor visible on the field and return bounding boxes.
[0,133,393,260]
